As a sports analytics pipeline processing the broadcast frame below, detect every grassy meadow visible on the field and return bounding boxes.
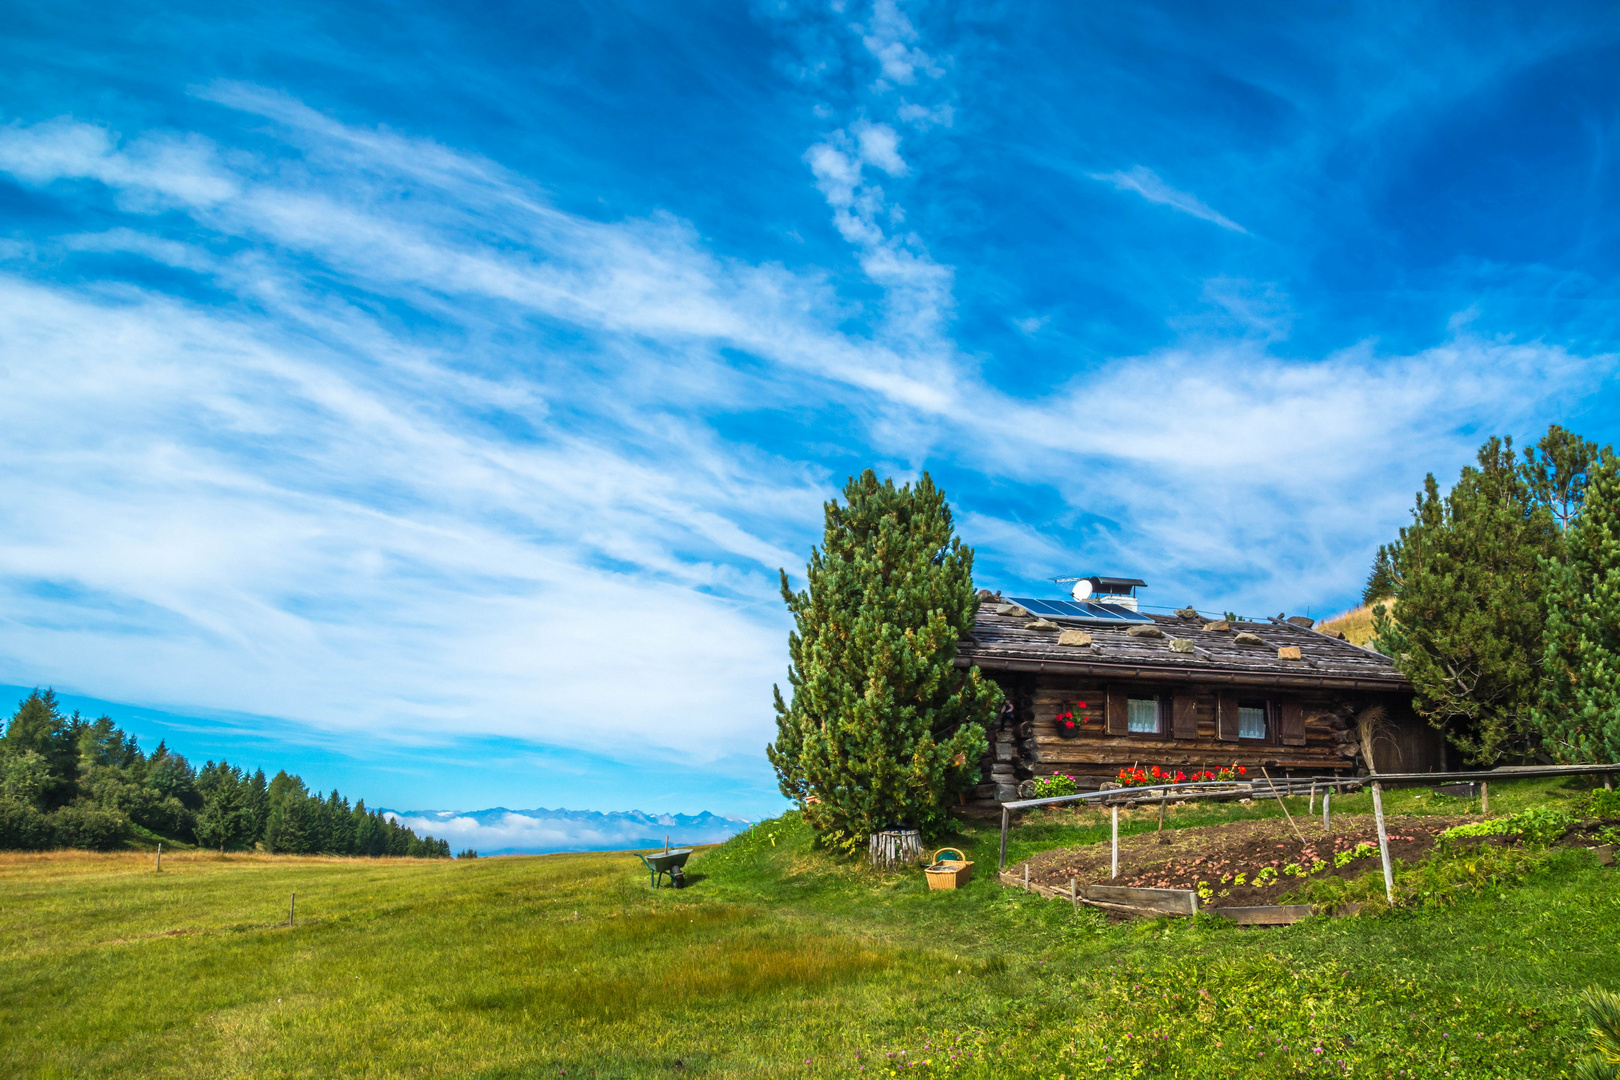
[4,777,1617,1079]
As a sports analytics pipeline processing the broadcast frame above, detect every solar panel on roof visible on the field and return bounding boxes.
[1008,597,1154,625]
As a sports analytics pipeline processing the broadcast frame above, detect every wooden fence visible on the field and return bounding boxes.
[996,762,1620,872]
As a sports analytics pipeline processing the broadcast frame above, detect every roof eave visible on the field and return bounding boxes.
[956,651,1412,694]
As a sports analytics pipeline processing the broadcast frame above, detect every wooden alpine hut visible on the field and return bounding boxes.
[957,577,1442,809]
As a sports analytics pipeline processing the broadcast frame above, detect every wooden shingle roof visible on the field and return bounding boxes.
[958,600,1410,692]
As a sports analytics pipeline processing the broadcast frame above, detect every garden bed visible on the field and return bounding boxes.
[1015,814,1472,907]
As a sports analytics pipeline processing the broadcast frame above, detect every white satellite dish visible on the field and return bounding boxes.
[1070,579,1093,601]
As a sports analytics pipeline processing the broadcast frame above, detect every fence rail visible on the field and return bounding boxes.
[996,762,1620,869]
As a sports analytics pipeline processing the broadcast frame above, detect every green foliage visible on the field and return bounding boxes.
[1439,804,1579,846]
[767,470,1001,854]
[0,691,449,856]
[1372,433,1565,763]
[0,797,54,849]
[47,803,132,850]
[1576,987,1620,1080]
[0,749,53,805]
[1508,804,1581,845]
[1287,840,1563,913]
[1439,818,1514,842]
[1334,841,1377,867]
[1580,788,1620,818]
[1537,449,1620,763]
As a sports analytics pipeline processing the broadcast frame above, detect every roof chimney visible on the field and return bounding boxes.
[1069,575,1146,612]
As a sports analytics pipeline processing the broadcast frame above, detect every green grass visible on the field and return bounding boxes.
[2,777,1616,1078]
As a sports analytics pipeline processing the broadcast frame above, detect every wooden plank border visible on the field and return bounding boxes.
[996,870,1363,924]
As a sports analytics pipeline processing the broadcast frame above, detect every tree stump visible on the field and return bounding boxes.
[868,828,923,868]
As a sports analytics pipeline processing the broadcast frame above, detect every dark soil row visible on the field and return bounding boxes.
[1020,815,1465,906]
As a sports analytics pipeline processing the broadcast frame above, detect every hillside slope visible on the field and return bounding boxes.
[4,777,1616,1078]
[1317,597,1394,647]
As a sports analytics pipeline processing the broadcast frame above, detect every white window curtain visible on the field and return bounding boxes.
[1127,698,1159,734]
[1238,705,1267,739]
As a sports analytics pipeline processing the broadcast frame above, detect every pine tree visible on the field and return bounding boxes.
[1536,450,1620,761]
[195,762,254,852]
[767,470,1002,855]
[1373,437,1560,764]
[1361,545,1397,605]
[1,691,80,809]
[244,769,270,844]
[1521,425,1601,529]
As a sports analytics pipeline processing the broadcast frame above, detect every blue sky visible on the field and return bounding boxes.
[1,1,1616,819]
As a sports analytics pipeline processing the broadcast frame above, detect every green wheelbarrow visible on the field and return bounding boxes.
[636,847,693,888]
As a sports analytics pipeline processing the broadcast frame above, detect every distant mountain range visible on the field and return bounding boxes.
[379,806,753,856]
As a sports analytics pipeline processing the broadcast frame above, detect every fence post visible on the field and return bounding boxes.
[289,892,296,928]
[999,806,1010,870]
[1071,877,1078,910]
[1322,790,1331,834]
[1111,805,1120,880]
[1481,780,1489,815]
[1023,861,1029,892]
[155,842,162,873]
[1157,789,1169,844]
[1309,780,1317,815]
[1371,782,1394,904]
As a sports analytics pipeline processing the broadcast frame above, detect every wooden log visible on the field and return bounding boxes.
[868,828,922,868]
[1206,904,1314,926]
[1082,885,1198,915]
[1111,805,1119,879]
[1371,781,1394,903]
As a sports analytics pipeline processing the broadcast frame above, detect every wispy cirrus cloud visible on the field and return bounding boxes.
[1,0,1615,818]
[0,92,1606,771]
[1090,165,1249,233]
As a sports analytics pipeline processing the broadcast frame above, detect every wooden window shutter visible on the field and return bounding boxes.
[1278,700,1306,746]
[1216,692,1239,742]
[1172,693,1198,740]
[1106,686,1128,736]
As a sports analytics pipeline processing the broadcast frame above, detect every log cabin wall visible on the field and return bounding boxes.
[1030,676,1359,778]
[968,674,1407,805]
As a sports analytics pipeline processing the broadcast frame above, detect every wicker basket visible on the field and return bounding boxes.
[924,847,974,890]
